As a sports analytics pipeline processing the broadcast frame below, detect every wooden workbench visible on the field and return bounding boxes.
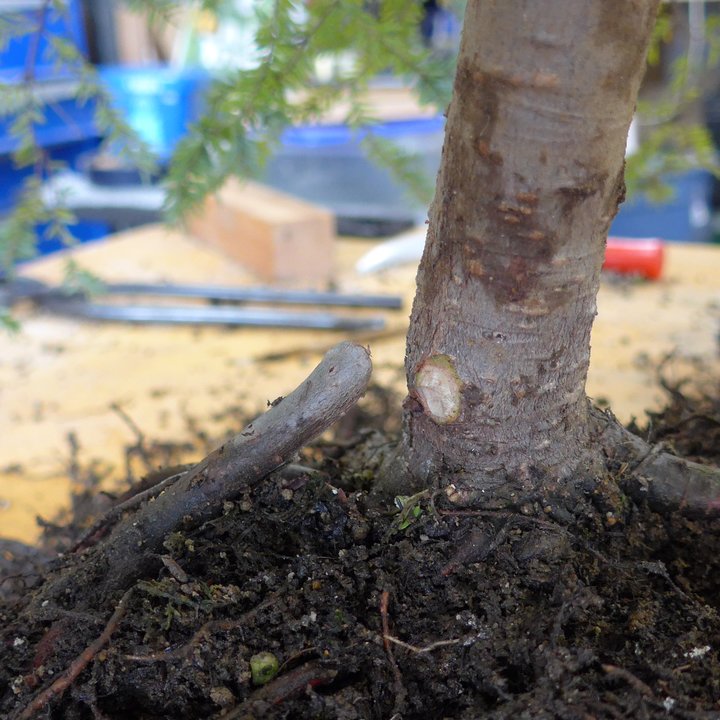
[1,225,718,542]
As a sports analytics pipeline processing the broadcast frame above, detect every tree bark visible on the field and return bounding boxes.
[403,0,660,501]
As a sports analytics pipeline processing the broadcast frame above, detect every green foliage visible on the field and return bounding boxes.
[0,13,32,56]
[0,176,54,271]
[625,123,718,202]
[122,0,183,25]
[1,0,452,268]
[162,0,455,221]
[63,258,107,295]
[392,490,429,531]
[362,133,435,206]
[628,2,720,203]
[0,310,20,334]
[50,35,158,178]
[647,6,673,68]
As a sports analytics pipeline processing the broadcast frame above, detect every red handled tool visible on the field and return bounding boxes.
[604,237,664,280]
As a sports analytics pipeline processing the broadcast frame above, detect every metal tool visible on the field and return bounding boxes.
[98,282,403,308]
[1,277,401,331]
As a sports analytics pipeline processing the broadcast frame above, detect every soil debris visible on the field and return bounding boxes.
[2,382,720,719]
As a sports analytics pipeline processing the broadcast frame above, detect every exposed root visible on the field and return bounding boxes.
[13,588,134,720]
[384,634,465,655]
[27,342,373,610]
[380,590,407,714]
[592,406,720,517]
[218,662,339,719]
[123,594,280,663]
[68,467,189,553]
[601,664,654,698]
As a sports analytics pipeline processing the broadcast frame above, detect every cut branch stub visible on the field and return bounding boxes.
[413,354,463,424]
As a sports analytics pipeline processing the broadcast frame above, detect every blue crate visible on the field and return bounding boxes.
[277,116,445,147]
[99,66,210,159]
[0,80,98,156]
[34,219,109,258]
[611,170,713,243]
[0,137,101,214]
[0,0,87,84]
[0,1,100,190]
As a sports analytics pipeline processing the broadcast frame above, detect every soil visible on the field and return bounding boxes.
[1,382,720,720]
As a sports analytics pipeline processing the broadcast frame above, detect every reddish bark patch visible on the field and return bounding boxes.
[446,64,566,308]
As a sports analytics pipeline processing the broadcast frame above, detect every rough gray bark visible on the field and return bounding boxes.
[402,0,661,501]
[33,342,372,606]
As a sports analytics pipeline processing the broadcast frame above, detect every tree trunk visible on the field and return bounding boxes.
[403,0,660,502]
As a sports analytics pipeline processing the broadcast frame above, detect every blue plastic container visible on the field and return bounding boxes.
[99,66,210,159]
[278,116,445,148]
[262,116,445,224]
[0,137,101,214]
[0,0,99,161]
[0,82,97,156]
[0,0,101,217]
[34,219,110,258]
[611,170,713,243]
[0,0,87,83]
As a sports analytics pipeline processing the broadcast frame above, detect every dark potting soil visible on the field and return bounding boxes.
[1,382,720,719]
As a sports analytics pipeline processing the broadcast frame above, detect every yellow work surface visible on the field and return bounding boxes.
[1,225,718,543]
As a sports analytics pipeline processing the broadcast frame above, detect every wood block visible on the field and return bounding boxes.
[187,179,335,285]
[114,5,178,64]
